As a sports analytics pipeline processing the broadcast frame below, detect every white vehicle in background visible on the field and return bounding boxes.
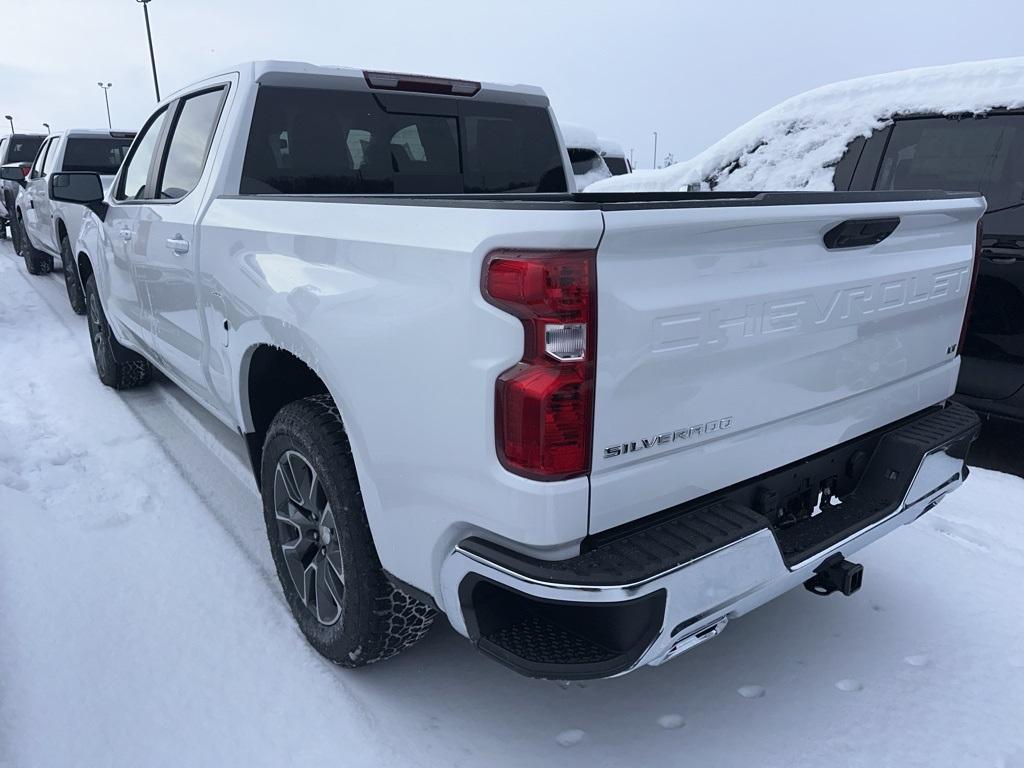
[57,60,983,680]
[0,133,45,237]
[598,137,631,175]
[559,122,612,189]
[4,129,135,311]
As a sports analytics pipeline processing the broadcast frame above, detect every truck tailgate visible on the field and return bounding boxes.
[590,196,984,534]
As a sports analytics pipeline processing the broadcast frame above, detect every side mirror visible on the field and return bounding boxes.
[0,163,30,184]
[49,172,107,219]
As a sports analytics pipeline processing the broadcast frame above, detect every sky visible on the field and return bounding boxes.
[3,0,1024,169]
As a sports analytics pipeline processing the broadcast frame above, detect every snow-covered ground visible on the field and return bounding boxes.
[1,239,1023,768]
[589,56,1024,193]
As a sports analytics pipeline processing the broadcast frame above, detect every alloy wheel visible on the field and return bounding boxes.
[273,450,345,625]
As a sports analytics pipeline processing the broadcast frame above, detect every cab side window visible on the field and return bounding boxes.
[116,107,169,201]
[157,88,227,200]
[30,139,52,179]
[42,139,61,176]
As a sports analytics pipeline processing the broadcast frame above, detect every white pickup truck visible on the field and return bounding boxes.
[56,60,983,680]
[2,129,135,311]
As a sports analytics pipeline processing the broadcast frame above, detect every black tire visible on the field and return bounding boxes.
[60,236,87,314]
[84,274,152,389]
[9,213,22,253]
[16,213,53,275]
[261,394,435,667]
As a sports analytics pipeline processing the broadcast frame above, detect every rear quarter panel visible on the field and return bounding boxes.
[198,197,604,598]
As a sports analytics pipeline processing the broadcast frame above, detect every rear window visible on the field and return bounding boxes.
[7,136,43,163]
[875,115,1024,211]
[240,86,568,195]
[63,137,135,174]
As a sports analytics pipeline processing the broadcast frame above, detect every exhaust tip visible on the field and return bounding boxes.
[804,553,863,597]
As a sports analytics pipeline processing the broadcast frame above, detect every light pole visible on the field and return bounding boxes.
[652,131,659,170]
[98,83,113,129]
[136,0,161,101]
[4,115,13,133]
[43,122,50,133]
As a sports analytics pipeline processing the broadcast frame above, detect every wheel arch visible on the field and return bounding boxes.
[238,343,332,484]
[55,217,68,246]
[76,250,94,289]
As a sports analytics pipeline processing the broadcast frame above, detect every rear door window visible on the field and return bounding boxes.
[63,137,135,174]
[603,156,629,175]
[30,138,52,177]
[875,115,1024,212]
[157,87,227,200]
[42,139,61,176]
[240,86,567,195]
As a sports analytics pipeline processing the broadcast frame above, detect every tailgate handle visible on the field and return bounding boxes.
[823,217,900,250]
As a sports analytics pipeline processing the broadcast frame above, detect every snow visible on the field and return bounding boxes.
[560,122,613,189]
[588,56,1024,193]
[2,239,1024,767]
[571,163,612,190]
[559,122,603,153]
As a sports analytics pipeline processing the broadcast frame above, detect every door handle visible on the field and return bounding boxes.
[166,235,190,254]
[119,229,133,242]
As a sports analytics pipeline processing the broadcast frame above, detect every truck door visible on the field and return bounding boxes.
[23,137,53,246]
[104,106,171,352]
[142,85,229,403]
[35,137,62,251]
[871,114,1024,402]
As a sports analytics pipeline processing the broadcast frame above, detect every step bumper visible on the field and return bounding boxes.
[439,402,980,679]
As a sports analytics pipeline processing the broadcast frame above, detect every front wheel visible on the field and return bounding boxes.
[260,394,435,667]
[60,236,86,314]
[84,274,152,389]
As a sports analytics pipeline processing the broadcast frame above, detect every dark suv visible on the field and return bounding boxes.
[0,133,45,238]
[835,111,1024,422]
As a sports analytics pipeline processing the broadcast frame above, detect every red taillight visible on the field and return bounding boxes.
[959,220,983,355]
[483,249,597,481]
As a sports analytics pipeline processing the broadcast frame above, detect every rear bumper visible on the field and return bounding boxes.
[440,402,980,679]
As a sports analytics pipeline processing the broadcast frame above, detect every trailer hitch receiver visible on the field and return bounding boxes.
[803,553,863,597]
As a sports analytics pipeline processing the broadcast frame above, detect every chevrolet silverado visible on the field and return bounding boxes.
[56,60,984,679]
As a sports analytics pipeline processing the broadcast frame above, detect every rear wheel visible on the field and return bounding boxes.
[84,274,152,389]
[60,236,86,314]
[261,394,435,667]
[16,213,53,275]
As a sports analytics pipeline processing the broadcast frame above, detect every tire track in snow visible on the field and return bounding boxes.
[2,246,277,590]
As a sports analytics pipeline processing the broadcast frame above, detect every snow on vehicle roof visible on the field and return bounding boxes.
[598,137,625,157]
[560,122,602,152]
[590,56,1024,193]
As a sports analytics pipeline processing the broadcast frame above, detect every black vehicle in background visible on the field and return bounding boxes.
[0,133,45,238]
[835,112,1024,422]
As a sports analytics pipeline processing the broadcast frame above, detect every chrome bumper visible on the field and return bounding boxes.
[439,424,973,679]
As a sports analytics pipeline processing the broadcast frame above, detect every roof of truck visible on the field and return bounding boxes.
[169,59,548,102]
[49,129,136,138]
[591,56,1024,193]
